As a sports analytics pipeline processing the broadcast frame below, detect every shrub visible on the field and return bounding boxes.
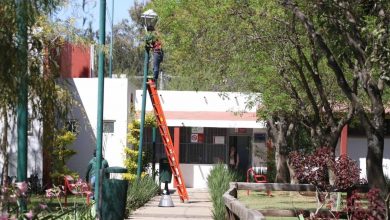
[289,147,362,217]
[124,113,156,181]
[126,175,159,212]
[207,163,236,220]
[346,188,386,219]
[51,130,78,185]
[289,147,360,191]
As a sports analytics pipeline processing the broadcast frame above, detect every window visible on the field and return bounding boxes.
[66,120,78,133]
[103,120,115,133]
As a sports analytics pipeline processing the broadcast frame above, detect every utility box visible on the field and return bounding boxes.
[159,158,172,183]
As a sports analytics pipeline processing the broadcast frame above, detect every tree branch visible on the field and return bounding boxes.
[281,0,363,115]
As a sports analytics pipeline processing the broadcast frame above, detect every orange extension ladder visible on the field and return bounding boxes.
[146,78,189,203]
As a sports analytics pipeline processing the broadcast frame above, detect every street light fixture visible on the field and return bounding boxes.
[141,9,158,30]
[137,9,158,179]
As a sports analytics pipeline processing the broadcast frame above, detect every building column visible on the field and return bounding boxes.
[340,125,348,156]
[174,127,180,187]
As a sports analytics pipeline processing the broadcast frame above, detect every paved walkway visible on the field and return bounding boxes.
[127,188,213,219]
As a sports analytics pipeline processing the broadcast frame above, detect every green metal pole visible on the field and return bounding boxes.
[136,44,150,179]
[152,127,156,179]
[108,0,114,78]
[95,0,106,216]
[16,0,28,212]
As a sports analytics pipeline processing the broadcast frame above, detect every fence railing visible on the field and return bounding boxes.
[223,182,370,220]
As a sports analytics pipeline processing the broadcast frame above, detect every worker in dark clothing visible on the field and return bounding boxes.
[86,149,109,199]
[145,25,164,82]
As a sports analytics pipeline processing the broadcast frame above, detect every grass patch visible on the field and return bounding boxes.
[238,190,353,218]
[4,194,94,219]
[238,191,319,210]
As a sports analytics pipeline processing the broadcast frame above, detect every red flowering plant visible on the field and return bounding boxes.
[346,188,386,220]
[289,147,361,218]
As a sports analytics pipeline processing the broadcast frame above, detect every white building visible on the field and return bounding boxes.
[135,88,266,188]
[2,77,390,189]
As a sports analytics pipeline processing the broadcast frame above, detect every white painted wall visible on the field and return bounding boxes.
[0,111,43,181]
[152,163,218,189]
[65,78,133,178]
[335,137,390,179]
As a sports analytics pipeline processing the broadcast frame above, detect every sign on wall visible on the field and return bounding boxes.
[191,133,204,143]
[191,127,204,134]
[213,136,225,144]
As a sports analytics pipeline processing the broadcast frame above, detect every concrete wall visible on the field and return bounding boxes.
[152,163,217,189]
[0,111,43,180]
[336,137,390,179]
[65,78,133,178]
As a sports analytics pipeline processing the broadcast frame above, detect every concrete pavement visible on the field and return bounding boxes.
[127,188,213,219]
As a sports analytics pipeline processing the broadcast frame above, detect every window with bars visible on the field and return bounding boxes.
[143,127,228,164]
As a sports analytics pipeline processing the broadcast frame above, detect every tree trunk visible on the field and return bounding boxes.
[366,131,387,196]
[42,101,54,189]
[268,116,291,183]
[276,152,290,183]
[287,158,298,184]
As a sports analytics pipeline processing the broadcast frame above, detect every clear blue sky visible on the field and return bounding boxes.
[55,0,136,32]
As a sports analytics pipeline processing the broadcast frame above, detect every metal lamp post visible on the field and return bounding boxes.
[16,0,28,212]
[95,0,106,216]
[136,9,158,180]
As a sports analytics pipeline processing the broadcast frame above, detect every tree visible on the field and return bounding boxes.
[103,1,153,88]
[111,19,143,83]
[150,1,356,183]
[280,0,390,198]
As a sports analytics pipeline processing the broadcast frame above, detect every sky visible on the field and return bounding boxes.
[55,0,137,33]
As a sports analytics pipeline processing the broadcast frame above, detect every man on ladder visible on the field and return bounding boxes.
[145,25,164,84]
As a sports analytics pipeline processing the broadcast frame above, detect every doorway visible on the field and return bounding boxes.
[229,136,251,176]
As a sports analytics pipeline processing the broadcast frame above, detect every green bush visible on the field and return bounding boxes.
[126,175,159,212]
[207,163,237,220]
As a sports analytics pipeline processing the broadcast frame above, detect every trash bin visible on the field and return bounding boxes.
[159,158,172,184]
[101,167,128,220]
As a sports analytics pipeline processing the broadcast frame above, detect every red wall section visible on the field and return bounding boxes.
[59,42,91,78]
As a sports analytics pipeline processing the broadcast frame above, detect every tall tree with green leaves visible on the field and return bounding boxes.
[150,1,356,184]
[280,0,390,199]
